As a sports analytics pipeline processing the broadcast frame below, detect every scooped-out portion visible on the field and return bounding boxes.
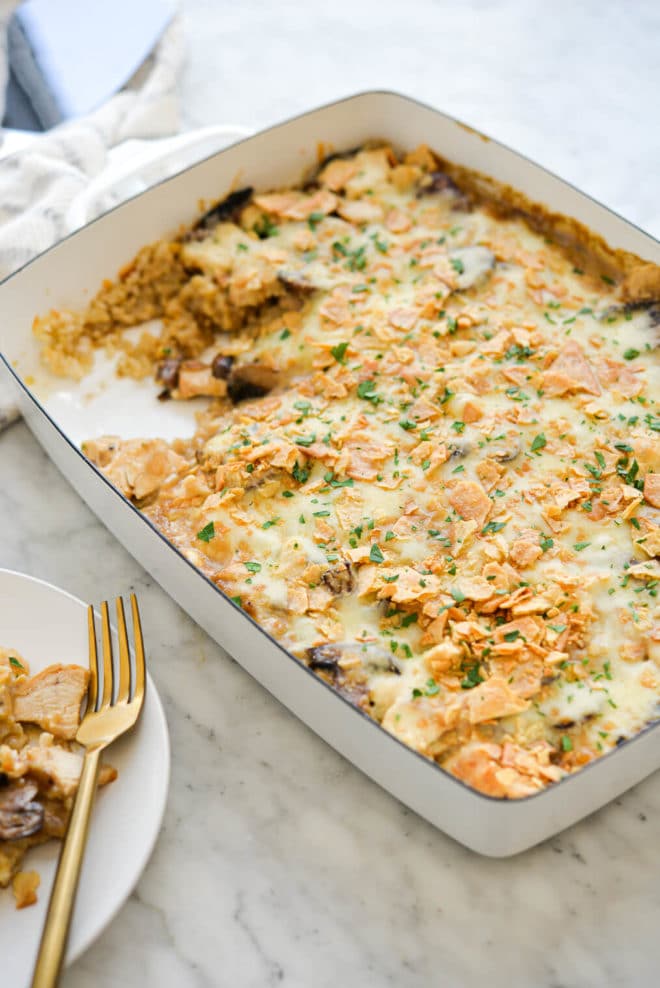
[33,143,660,799]
[0,648,116,908]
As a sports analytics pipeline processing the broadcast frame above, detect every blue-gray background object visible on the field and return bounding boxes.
[2,0,172,130]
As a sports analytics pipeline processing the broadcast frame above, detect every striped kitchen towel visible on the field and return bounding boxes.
[0,3,184,430]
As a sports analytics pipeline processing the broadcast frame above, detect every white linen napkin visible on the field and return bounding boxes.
[0,3,185,429]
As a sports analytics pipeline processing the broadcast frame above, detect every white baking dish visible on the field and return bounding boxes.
[2,91,659,856]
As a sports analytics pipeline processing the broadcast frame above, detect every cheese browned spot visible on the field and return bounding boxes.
[36,144,660,799]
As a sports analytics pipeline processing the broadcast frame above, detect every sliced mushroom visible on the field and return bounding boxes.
[417,170,470,209]
[189,187,253,235]
[311,146,361,182]
[361,645,402,676]
[211,354,234,380]
[277,269,317,295]
[304,641,401,709]
[156,358,182,391]
[306,641,400,677]
[449,442,471,459]
[227,363,281,403]
[448,247,495,291]
[321,560,355,596]
[647,305,660,328]
[598,300,660,346]
[489,439,520,463]
[306,644,342,672]
[0,781,44,841]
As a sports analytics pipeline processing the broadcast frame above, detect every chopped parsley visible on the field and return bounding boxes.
[254,215,278,239]
[292,461,309,484]
[307,210,325,230]
[369,544,384,564]
[324,471,354,488]
[482,521,506,535]
[330,341,349,364]
[461,664,484,689]
[196,521,215,542]
[357,380,381,404]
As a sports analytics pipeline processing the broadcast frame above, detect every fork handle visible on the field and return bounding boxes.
[31,746,102,988]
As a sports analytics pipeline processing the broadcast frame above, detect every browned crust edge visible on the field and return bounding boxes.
[428,149,660,304]
[308,137,659,304]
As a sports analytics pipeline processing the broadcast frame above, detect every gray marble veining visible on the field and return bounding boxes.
[2,1,660,985]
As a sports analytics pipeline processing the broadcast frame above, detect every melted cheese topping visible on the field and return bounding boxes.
[48,144,660,799]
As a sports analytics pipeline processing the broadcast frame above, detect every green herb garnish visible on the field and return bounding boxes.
[331,341,349,364]
[369,544,384,564]
[196,522,215,543]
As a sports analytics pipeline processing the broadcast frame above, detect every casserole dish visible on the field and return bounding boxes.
[1,91,659,855]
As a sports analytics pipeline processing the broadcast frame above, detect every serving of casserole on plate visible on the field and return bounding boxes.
[0,647,114,910]
[1,92,658,854]
[0,570,169,984]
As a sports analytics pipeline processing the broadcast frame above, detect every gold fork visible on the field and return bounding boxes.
[31,595,146,988]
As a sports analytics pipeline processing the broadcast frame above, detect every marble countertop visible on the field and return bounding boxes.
[3,2,660,985]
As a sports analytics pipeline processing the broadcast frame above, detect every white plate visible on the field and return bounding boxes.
[0,568,170,986]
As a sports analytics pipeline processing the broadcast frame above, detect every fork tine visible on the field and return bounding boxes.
[115,598,132,703]
[87,606,99,712]
[100,601,114,707]
[130,594,146,708]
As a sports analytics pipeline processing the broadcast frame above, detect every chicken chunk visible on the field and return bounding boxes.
[83,436,190,500]
[12,665,89,740]
[12,870,40,909]
[25,742,83,798]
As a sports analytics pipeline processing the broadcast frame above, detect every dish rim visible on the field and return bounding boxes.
[2,88,659,810]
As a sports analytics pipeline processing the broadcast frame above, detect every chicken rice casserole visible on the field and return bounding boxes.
[33,143,660,799]
[0,648,115,908]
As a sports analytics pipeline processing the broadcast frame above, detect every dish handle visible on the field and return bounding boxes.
[66,123,254,229]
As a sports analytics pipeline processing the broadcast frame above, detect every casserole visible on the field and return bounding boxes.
[1,92,659,855]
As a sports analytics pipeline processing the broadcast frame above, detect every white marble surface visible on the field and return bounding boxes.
[2,1,660,985]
